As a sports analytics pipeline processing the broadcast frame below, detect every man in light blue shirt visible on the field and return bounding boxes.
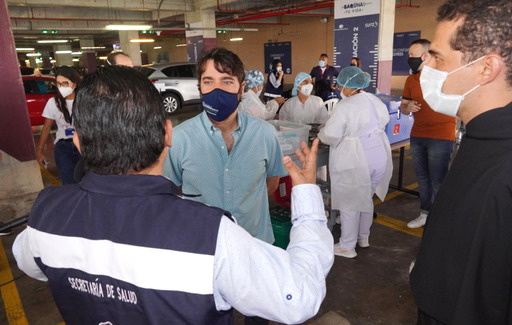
[164,48,287,245]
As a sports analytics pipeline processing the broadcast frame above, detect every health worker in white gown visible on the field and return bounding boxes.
[318,66,393,259]
[238,69,285,121]
[279,72,328,125]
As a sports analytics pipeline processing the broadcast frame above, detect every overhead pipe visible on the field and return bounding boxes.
[395,4,420,8]
[216,0,334,26]
[396,0,420,8]
[216,0,260,14]
[161,1,333,35]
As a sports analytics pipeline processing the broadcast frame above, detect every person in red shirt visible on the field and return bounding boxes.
[400,39,456,228]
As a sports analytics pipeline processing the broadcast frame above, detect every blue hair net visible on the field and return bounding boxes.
[245,70,264,89]
[292,72,311,96]
[336,66,370,89]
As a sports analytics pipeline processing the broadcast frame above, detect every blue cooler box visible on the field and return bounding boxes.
[377,95,414,144]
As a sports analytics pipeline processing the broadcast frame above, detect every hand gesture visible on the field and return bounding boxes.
[282,139,319,187]
[407,100,421,113]
[274,97,286,105]
[36,151,47,167]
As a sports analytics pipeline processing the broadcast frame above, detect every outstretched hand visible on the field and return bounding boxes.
[282,139,319,187]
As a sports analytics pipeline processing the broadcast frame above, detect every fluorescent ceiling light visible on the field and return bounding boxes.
[106,25,152,31]
[81,46,106,50]
[98,56,108,60]
[26,53,42,57]
[50,60,56,63]
[16,48,35,51]
[153,46,162,49]
[55,50,72,54]
[72,58,80,62]
[230,37,243,42]
[71,52,82,55]
[176,43,187,47]
[130,38,154,43]
[37,40,68,43]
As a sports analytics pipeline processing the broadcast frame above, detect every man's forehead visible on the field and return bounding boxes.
[430,19,464,56]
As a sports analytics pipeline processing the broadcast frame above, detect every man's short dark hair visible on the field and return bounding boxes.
[437,0,512,84]
[410,39,431,53]
[320,53,328,58]
[106,52,130,66]
[196,48,245,87]
[73,67,166,175]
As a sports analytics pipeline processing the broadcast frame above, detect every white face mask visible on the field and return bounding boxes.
[420,56,484,117]
[300,83,313,96]
[276,66,282,72]
[58,86,74,98]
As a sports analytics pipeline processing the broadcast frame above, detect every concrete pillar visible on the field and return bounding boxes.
[376,0,396,95]
[0,0,44,222]
[80,38,97,73]
[184,8,217,62]
[54,44,73,66]
[119,30,142,66]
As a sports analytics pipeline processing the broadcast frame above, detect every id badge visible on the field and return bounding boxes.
[65,128,75,136]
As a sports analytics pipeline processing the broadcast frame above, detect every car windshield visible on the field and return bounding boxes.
[139,67,156,77]
[162,65,195,78]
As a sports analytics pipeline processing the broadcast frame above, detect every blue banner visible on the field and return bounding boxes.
[264,42,292,75]
[392,31,421,76]
[334,0,380,93]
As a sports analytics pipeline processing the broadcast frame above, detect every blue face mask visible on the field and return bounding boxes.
[318,60,326,68]
[202,88,240,122]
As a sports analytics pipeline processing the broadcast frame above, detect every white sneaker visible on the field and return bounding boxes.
[357,238,369,248]
[333,244,357,258]
[407,212,428,228]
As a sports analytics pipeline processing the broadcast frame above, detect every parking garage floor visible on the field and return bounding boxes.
[0,105,426,325]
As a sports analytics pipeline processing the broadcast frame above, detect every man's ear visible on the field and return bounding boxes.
[480,53,503,86]
[240,81,246,98]
[164,119,173,148]
[73,132,81,154]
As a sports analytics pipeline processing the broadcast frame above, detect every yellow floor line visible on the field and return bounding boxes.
[0,240,29,325]
[40,167,62,186]
[374,213,423,238]
[374,183,418,205]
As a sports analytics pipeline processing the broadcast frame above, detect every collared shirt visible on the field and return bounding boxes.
[13,173,334,324]
[164,111,287,243]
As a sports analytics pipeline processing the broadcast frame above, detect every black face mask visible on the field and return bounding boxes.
[408,57,423,74]
[350,63,356,66]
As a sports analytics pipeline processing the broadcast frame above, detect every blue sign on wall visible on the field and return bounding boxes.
[334,15,379,92]
[334,0,380,93]
[264,42,292,75]
[392,31,421,76]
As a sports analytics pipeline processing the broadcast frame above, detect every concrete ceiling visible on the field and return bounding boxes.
[9,0,333,54]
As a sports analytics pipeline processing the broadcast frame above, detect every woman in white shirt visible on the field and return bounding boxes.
[279,72,328,125]
[238,70,285,121]
[36,66,82,185]
[318,66,393,258]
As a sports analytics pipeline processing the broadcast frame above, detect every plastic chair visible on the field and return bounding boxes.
[324,98,339,116]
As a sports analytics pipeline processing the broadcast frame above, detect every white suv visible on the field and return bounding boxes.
[139,62,201,113]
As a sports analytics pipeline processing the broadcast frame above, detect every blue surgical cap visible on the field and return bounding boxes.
[292,72,311,96]
[336,66,370,89]
[245,70,264,89]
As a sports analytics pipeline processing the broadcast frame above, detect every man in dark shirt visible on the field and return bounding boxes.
[310,53,340,101]
[410,0,512,324]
